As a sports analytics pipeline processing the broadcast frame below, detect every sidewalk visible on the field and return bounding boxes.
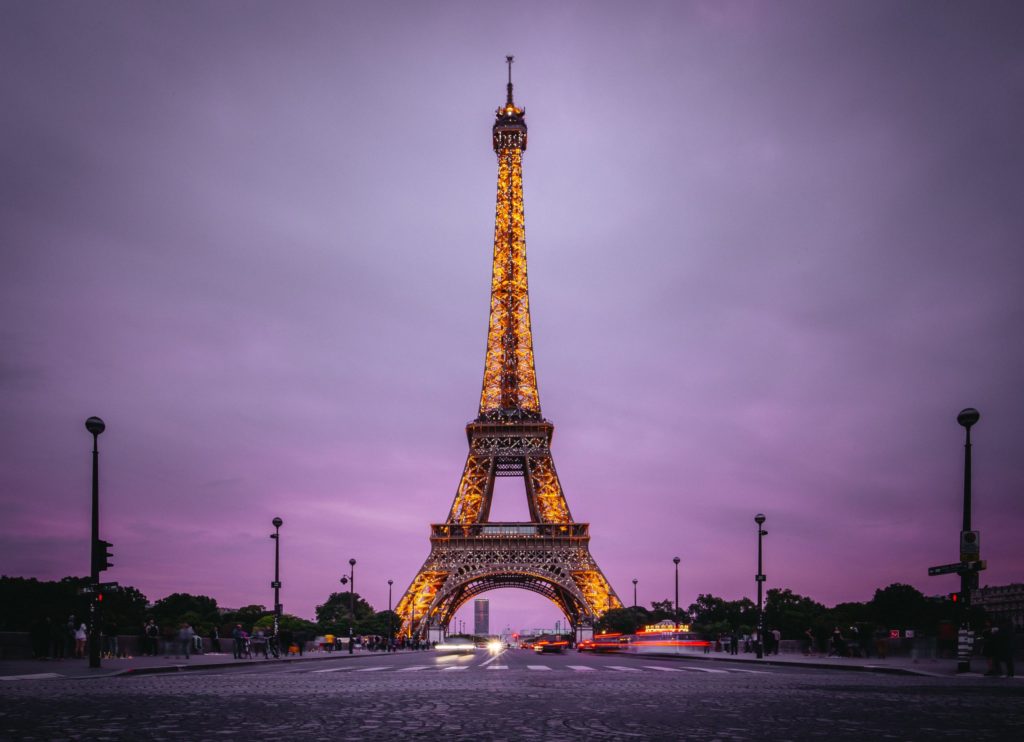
[643,649,1015,678]
[0,649,413,681]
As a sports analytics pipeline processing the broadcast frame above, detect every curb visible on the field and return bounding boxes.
[633,652,945,677]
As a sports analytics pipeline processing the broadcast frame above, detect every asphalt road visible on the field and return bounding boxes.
[1,648,1021,740]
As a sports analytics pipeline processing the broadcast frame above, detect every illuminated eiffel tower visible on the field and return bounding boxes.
[397,58,622,640]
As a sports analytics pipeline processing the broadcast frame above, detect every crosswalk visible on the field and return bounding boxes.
[303,663,768,676]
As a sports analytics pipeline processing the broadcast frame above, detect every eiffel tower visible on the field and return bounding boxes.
[397,58,622,640]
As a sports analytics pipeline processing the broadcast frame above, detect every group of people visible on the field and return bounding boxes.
[981,620,1016,677]
[29,615,89,659]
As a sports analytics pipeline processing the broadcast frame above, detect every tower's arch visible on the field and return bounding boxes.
[434,570,586,631]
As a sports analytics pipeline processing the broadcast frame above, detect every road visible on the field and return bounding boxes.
[1,647,1021,740]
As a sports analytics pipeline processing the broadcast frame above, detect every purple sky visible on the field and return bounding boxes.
[2,1,1023,634]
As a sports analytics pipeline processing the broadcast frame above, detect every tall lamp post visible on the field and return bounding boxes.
[348,558,356,654]
[755,513,767,659]
[270,517,282,649]
[85,416,106,669]
[632,578,638,613]
[387,579,394,652]
[673,556,681,626]
[957,407,980,673]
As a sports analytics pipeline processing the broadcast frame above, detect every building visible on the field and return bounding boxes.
[474,598,489,636]
[972,583,1024,631]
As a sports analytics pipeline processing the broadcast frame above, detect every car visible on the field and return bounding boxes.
[533,639,567,654]
[434,637,476,654]
[576,639,595,652]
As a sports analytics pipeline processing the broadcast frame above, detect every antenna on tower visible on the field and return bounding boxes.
[506,55,514,106]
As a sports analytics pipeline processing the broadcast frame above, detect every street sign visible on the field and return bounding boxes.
[754,575,766,582]
[928,560,986,576]
[271,580,281,588]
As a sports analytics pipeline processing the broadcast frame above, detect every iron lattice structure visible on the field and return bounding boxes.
[397,59,621,639]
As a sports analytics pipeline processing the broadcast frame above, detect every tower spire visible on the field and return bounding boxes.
[506,54,514,106]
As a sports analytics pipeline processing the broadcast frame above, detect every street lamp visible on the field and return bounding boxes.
[673,557,681,626]
[387,579,393,652]
[956,407,980,673]
[270,517,282,651]
[348,558,356,654]
[85,416,106,669]
[755,513,767,659]
[632,578,638,612]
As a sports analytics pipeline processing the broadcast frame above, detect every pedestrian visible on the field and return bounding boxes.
[803,627,815,656]
[209,625,221,654]
[730,631,739,655]
[232,624,245,659]
[49,616,65,659]
[1001,620,1016,678]
[771,628,781,655]
[144,619,160,656]
[178,622,195,659]
[66,615,77,658]
[829,626,846,657]
[74,623,87,658]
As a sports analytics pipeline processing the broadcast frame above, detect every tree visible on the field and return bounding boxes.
[315,591,374,634]
[150,593,220,635]
[687,594,756,636]
[253,613,317,635]
[764,588,826,639]
[869,583,930,630]
[221,604,268,633]
[594,607,651,634]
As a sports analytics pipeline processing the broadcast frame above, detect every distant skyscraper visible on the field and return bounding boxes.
[474,598,490,636]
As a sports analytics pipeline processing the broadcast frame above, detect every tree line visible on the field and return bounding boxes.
[0,576,398,640]
[1,576,978,642]
[595,583,980,641]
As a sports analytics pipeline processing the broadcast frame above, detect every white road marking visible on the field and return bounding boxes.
[568,665,596,672]
[442,666,469,671]
[678,665,729,674]
[643,666,684,672]
[310,666,353,674]
[486,665,508,670]
[607,665,642,672]
[478,651,506,667]
[354,666,391,672]
[396,665,431,672]
[727,668,770,674]
[0,673,61,681]
[527,665,552,671]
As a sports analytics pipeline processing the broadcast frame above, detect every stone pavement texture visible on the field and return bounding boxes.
[1,649,1021,741]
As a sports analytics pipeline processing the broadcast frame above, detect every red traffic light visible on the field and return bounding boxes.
[948,592,959,603]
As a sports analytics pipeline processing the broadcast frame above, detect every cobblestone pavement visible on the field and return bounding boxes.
[1,649,1021,741]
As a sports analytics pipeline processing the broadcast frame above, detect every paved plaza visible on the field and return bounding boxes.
[1,649,1021,740]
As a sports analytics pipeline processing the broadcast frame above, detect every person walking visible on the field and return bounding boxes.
[177,623,195,659]
[209,625,221,654]
[74,623,87,658]
[803,627,815,656]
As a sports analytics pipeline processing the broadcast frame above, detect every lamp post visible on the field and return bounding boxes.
[387,579,393,652]
[755,513,767,659]
[673,556,681,626]
[85,416,105,670]
[632,578,638,612]
[270,517,282,650]
[348,558,356,654]
[957,407,980,673]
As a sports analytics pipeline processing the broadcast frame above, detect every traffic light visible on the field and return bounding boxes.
[948,592,960,603]
[93,539,113,573]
